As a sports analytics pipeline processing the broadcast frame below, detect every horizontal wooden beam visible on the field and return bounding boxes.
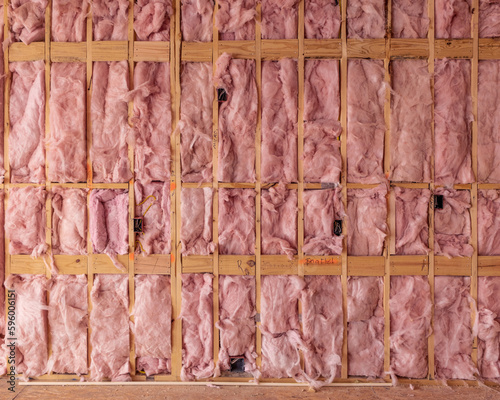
[134,254,171,274]
[348,256,385,276]
[435,256,472,276]
[91,254,129,273]
[133,42,170,62]
[218,255,256,275]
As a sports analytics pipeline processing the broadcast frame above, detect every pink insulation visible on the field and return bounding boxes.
[395,187,430,255]
[134,275,171,376]
[52,187,87,255]
[435,0,472,38]
[9,61,45,184]
[260,275,306,379]
[135,181,171,255]
[47,275,88,375]
[181,188,215,256]
[90,274,131,382]
[9,0,48,44]
[302,275,343,380]
[48,62,86,183]
[434,276,476,380]
[478,276,500,379]
[305,0,340,39]
[434,188,473,258]
[133,62,171,183]
[91,61,131,183]
[303,59,341,183]
[180,273,214,381]
[216,275,258,377]
[347,59,385,184]
[347,0,385,39]
[390,60,432,183]
[6,187,47,257]
[218,188,256,255]
[181,0,213,41]
[92,0,128,41]
[216,0,255,40]
[390,276,432,379]
[347,185,387,256]
[52,0,88,41]
[478,190,500,256]
[261,0,298,39]
[347,276,384,378]
[215,54,257,183]
[261,184,297,257]
[480,0,500,37]
[134,0,172,41]
[434,59,474,186]
[5,274,48,379]
[392,0,429,38]
[303,188,344,256]
[89,190,129,270]
[261,59,298,183]
[180,62,213,183]
[478,60,500,183]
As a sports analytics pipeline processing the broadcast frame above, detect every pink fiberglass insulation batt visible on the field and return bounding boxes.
[261,59,298,183]
[134,0,172,41]
[261,0,298,39]
[347,276,384,377]
[478,276,500,379]
[9,61,45,184]
[392,0,429,38]
[478,60,500,183]
[181,188,215,256]
[218,188,256,255]
[434,188,473,258]
[90,274,131,382]
[434,59,474,186]
[302,275,343,380]
[48,62,86,183]
[89,190,129,270]
[435,0,472,38]
[92,0,128,41]
[390,276,432,379]
[91,61,131,183]
[216,0,255,40]
[305,0,340,39]
[478,190,500,256]
[215,54,257,183]
[180,62,213,183]
[261,184,297,257]
[134,275,171,376]
[5,274,48,379]
[181,0,213,41]
[347,0,385,39]
[347,185,387,256]
[52,187,87,255]
[303,188,344,256]
[390,60,432,183]
[135,181,171,255]
[347,59,385,184]
[480,0,500,37]
[395,187,431,255]
[6,187,46,257]
[9,0,47,44]
[47,275,88,375]
[303,59,342,183]
[434,276,476,380]
[133,62,171,183]
[216,275,258,378]
[180,273,214,381]
[52,0,88,41]
[260,275,306,379]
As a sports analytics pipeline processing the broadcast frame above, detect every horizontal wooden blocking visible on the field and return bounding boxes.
[181,42,212,62]
[219,255,256,275]
[347,39,385,59]
[261,40,299,60]
[133,42,170,62]
[434,256,472,276]
[390,255,429,275]
[218,41,256,59]
[9,42,45,61]
[10,255,45,274]
[91,254,129,273]
[51,43,87,62]
[347,256,385,276]
[390,39,429,58]
[260,255,298,275]
[92,41,128,61]
[478,256,500,276]
[134,254,171,275]
[54,255,88,274]
[304,39,342,59]
[182,255,213,273]
[435,39,473,59]
[479,39,500,59]
[302,256,342,275]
